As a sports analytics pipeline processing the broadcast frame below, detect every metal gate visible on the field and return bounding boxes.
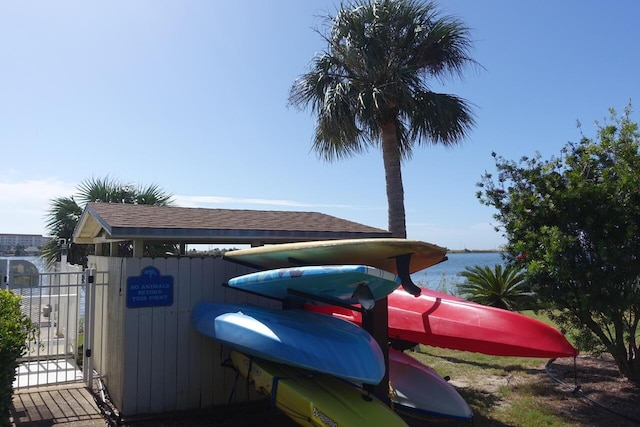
[5,262,108,389]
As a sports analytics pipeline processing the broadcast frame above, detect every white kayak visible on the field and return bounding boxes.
[388,349,473,421]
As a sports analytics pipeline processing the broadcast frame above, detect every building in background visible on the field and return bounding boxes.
[0,234,51,255]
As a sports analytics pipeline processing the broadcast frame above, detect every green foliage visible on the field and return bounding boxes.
[0,290,37,426]
[477,103,640,381]
[458,264,533,310]
[289,0,477,237]
[43,176,174,267]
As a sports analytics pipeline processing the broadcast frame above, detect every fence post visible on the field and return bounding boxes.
[83,268,95,387]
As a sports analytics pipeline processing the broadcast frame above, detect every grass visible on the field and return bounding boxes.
[406,346,575,426]
[399,310,582,427]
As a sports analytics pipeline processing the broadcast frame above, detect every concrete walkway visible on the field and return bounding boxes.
[11,383,105,426]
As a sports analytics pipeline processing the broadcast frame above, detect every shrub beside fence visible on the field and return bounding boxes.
[0,290,37,427]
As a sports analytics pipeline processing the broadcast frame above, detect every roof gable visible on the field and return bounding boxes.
[73,202,391,245]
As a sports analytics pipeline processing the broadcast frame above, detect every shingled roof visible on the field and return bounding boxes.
[73,202,391,246]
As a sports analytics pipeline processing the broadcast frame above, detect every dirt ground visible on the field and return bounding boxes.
[441,353,639,426]
[539,354,640,426]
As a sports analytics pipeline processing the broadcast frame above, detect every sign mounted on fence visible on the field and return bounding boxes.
[127,266,174,309]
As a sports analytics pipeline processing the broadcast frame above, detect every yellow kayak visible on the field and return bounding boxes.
[230,351,408,427]
[223,238,446,275]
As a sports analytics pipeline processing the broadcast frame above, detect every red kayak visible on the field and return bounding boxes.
[306,289,578,358]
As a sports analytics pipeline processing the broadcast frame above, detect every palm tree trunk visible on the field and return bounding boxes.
[363,121,406,403]
[381,122,407,238]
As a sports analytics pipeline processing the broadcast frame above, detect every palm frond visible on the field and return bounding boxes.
[134,183,174,206]
[289,0,477,153]
[44,197,82,237]
[409,91,476,146]
[76,176,121,204]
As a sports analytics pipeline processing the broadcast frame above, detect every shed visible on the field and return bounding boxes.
[72,202,391,418]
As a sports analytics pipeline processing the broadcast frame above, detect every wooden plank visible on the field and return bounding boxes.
[175,258,191,410]
[68,386,100,417]
[220,260,253,404]
[95,271,109,378]
[135,258,154,414]
[212,258,227,304]
[149,258,169,414]
[20,392,51,421]
[46,390,68,420]
[106,256,127,411]
[121,258,141,415]
[162,257,180,412]
[199,258,216,408]
[187,257,204,409]
[209,259,226,406]
[59,388,85,418]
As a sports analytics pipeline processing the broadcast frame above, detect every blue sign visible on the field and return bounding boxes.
[127,266,174,309]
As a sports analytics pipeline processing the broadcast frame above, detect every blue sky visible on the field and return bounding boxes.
[1,0,639,250]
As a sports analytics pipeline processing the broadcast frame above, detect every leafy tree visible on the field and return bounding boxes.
[0,290,37,426]
[289,0,477,238]
[42,176,174,267]
[458,264,532,310]
[477,104,640,381]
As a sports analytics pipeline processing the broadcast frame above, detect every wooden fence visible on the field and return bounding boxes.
[88,255,280,416]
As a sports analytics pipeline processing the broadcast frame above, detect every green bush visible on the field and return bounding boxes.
[0,290,37,427]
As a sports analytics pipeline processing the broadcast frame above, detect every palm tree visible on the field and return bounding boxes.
[458,264,533,311]
[41,176,173,266]
[289,0,477,238]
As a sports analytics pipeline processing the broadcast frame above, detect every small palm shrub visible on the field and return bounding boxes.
[457,264,534,311]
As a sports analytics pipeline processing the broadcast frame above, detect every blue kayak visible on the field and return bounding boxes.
[227,265,400,309]
[191,302,385,384]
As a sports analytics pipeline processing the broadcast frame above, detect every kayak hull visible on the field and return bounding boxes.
[227,265,400,308]
[231,351,409,427]
[307,289,578,358]
[388,349,473,421]
[192,302,386,384]
[224,238,447,275]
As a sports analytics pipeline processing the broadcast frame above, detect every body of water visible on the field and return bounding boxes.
[411,251,505,295]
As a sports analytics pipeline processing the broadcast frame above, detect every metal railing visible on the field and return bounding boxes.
[7,267,108,389]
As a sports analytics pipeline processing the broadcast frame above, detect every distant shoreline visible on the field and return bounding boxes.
[447,249,504,254]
